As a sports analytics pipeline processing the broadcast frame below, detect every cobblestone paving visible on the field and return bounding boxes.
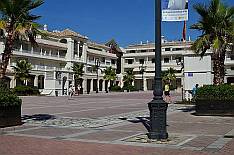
[22,104,183,128]
[0,92,234,155]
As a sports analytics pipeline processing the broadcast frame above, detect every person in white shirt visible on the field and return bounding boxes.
[69,85,75,98]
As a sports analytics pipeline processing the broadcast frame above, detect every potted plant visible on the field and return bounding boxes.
[0,81,22,127]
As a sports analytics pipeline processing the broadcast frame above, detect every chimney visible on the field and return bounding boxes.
[43,24,48,31]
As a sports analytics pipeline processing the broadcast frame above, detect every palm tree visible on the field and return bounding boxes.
[123,68,135,87]
[103,66,116,88]
[162,67,176,85]
[191,0,234,85]
[72,63,84,87]
[0,0,44,79]
[12,59,32,85]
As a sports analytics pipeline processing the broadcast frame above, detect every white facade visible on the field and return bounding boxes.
[122,40,234,100]
[0,28,118,96]
[1,26,234,99]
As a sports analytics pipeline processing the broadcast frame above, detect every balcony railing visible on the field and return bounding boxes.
[13,49,66,61]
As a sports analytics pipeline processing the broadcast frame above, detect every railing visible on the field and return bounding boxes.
[13,49,66,61]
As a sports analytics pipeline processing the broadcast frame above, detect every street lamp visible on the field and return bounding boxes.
[148,0,168,140]
[139,63,146,91]
[95,59,100,93]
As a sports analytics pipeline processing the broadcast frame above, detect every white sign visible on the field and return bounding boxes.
[162,0,188,21]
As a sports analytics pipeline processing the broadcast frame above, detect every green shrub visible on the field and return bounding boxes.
[12,85,40,96]
[0,80,22,107]
[122,85,138,92]
[110,85,122,92]
[0,93,22,106]
[195,84,234,101]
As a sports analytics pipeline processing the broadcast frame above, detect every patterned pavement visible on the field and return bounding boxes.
[0,91,234,155]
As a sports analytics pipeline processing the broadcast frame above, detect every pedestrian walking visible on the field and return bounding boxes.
[164,82,172,103]
[192,84,199,98]
[77,85,81,96]
[69,85,75,98]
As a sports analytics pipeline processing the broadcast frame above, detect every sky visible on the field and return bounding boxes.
[33,0,234,47]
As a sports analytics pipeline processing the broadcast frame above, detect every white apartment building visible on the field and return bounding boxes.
[1,25,233,99]
[123,39,189,91]
[123,38,234,100]
[0,28,121,96]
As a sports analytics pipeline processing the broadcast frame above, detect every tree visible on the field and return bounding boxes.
[12,59,32,85]
[123,68,135,87]
[72,63,84,87]
[162,67,176,85]
[0,0,44,79]
[103,66,116,87]
[191,0,234,85]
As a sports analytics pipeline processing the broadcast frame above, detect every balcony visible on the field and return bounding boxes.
[87,48,117,58]
[13,49,66,62]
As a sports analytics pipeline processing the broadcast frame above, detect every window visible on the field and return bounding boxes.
[129,50,136,53]
[172,48,184,51]
[165,48,171,51]
[151,58,155,63]
[139,59,144,64]
[101,57,105,63]
[141,50,147,53]
[231,67,234,70]
[127,59,134,64]
[176,57,182,63]
[111,59,116,65]
[164,58,169,63]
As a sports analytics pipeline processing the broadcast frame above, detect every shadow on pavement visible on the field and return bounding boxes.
[177,106,195,113]
[119,117,151,132]
[21,114,56,121]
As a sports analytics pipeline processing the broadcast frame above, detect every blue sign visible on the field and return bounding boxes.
[188,73,193,77]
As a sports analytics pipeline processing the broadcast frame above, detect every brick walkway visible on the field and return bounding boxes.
[0,92,233,155]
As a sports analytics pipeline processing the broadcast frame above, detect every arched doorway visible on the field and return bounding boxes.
[62,76,67,95]
[87,79,91,94]
[227,77,234,84]
[38,75,45,89]
[99,79,103,91]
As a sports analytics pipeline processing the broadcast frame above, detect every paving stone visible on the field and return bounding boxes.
[72,130,140,141]
[14,127,86,137]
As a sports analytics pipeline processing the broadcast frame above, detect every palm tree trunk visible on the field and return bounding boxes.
[213,51,225,85]
[0,23,14,79]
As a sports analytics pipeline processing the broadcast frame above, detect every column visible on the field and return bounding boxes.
[90,79,93,92]
[57,50,60,58]
[49,49,52,56]
[10,77,14,88]
[77,41,80,59]
[66,73,69,95]
[20,44,23,52]
[34,75,38,87]
[31,46,34,54]
[102,80,105,92]
[144,78,147,91]
[82,78,87,93]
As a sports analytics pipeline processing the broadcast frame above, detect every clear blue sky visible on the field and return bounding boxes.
[33,0,233,47]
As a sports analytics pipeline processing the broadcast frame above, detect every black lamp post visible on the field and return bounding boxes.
[95,59,100,93]
[148,0,168,140]
[139,63,146,91]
